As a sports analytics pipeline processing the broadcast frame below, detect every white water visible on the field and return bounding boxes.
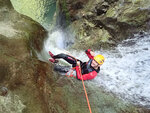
[37,28,74,63]
[94,32,150,108]
[38,29,150,108]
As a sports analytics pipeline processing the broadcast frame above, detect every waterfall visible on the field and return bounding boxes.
[40,21,150,108]
[94,32,150,108]
[37,28,75,63]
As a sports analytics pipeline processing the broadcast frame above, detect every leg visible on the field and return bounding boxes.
[49,51,82,66]
[53,53,77,65]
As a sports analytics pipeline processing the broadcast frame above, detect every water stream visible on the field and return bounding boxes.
[39,30,150,108]
[94,32,150,108]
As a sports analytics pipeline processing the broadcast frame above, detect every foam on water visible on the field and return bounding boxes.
[37,29,70,62]
[94,32,150,108]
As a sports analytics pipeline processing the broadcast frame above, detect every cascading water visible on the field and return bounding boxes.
[37,28,75,63]
[42,30,150,108]
[93,32,150,108]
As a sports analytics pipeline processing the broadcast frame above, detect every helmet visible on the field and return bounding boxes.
[94,55,105,65]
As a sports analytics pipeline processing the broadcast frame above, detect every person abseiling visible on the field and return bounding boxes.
[49,49,105,80]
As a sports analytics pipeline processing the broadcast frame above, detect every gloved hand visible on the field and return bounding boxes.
[90,51,95,56]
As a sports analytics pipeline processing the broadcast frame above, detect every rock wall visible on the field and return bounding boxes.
[58,0,150,49]
[0,0,50,112]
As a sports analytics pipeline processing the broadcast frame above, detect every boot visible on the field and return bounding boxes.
[49,51,54,58]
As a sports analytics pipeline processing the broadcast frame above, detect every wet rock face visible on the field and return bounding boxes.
[0,0,13,9]
[0,0,48,52]
[0,0,49,112]
[10,0,56,27]
[58,0,150,50]
[58,0,89,22]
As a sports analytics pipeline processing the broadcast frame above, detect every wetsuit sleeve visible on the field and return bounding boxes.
[85,49,94,59]
[76,66,97,80]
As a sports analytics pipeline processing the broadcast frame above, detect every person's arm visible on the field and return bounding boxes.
[76,66,97,80]
[85,49,94,59]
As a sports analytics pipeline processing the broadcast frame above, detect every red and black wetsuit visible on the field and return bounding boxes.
[53,49,100,80]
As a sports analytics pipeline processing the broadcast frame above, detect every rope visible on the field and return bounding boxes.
[79,65,92,113]
[65,54,92,113]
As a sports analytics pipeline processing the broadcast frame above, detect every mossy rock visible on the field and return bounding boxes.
[61,0,150,50]
[118,8,149,26]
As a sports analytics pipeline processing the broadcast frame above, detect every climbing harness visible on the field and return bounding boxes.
[65,67,76,78]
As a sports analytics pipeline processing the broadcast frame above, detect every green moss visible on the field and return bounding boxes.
[61,0,71,26]
[106,7,118,18]
[119,8,149,26]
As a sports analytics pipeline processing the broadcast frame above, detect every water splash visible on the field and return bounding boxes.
[94,32,150,108]
[37,28,74,62]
